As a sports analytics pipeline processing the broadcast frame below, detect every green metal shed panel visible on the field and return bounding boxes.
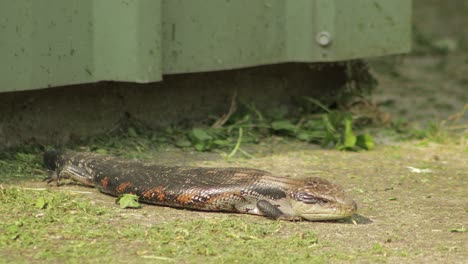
[0,0,162,91]
[0,0,411,92]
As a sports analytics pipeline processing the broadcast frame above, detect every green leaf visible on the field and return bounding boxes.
[127,127,138,137]
[271,120,297,133]
[194,143,208,152]
[342,119,357,149]
[190,128,213,142]
[303,97,331,113]
[35,197,47,209]
[322,115,336,133]
[15,153,36,162]
[268,107,288,120]
[297,132,312,141]
[6,224,20,233]
[213,139,231,146]
[175,138,192,148]
[6,224,20,240]
[116,194,141,209]
[449,227,466,233]
[95,148,108,155]
[303,119,325,130]
[296,131,325,142]
[356,134,375,150]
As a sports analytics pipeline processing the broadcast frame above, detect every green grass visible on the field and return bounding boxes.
[0,187,109,262]
[387,104,467,145]
[0,186,322,263]
[0,151,46,183]
[0,186,404,263]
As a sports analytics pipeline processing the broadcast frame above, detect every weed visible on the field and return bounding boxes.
[0,96,376,169]
[0,149,46,183]
[116,194,141,209]
[165,98,375,156]
[388,104,467,144]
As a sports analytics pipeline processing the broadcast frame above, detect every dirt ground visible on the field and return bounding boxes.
[34,135,465,263]
[29,25,468,264]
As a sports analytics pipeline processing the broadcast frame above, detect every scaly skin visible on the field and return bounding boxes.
[44,150,357,221]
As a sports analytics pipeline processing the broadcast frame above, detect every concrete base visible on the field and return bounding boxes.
[0,63,347,148]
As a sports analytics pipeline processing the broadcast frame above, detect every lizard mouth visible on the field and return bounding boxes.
[289,177,358,221]
[291,197,357,221]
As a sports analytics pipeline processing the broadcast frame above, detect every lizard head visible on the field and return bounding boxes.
[289,177,357,221]
[43,150,62,170]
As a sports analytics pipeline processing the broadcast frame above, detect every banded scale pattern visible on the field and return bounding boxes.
[44,150,357,220]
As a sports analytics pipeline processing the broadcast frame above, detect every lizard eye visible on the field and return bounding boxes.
[295,192,329,204]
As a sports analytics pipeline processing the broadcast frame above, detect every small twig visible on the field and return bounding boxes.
[447,124,468,130]
[304,97,331,113]
[447,104,467,123]
[20,188,47,191]
[140,255,175,261]
[296,117,306,128]
[212,90,238,128]
[244,103,264,122]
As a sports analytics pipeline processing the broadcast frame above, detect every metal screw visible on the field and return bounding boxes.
[316,31,331,47]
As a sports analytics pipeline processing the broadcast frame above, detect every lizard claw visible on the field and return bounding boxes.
[43,170,61,185]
